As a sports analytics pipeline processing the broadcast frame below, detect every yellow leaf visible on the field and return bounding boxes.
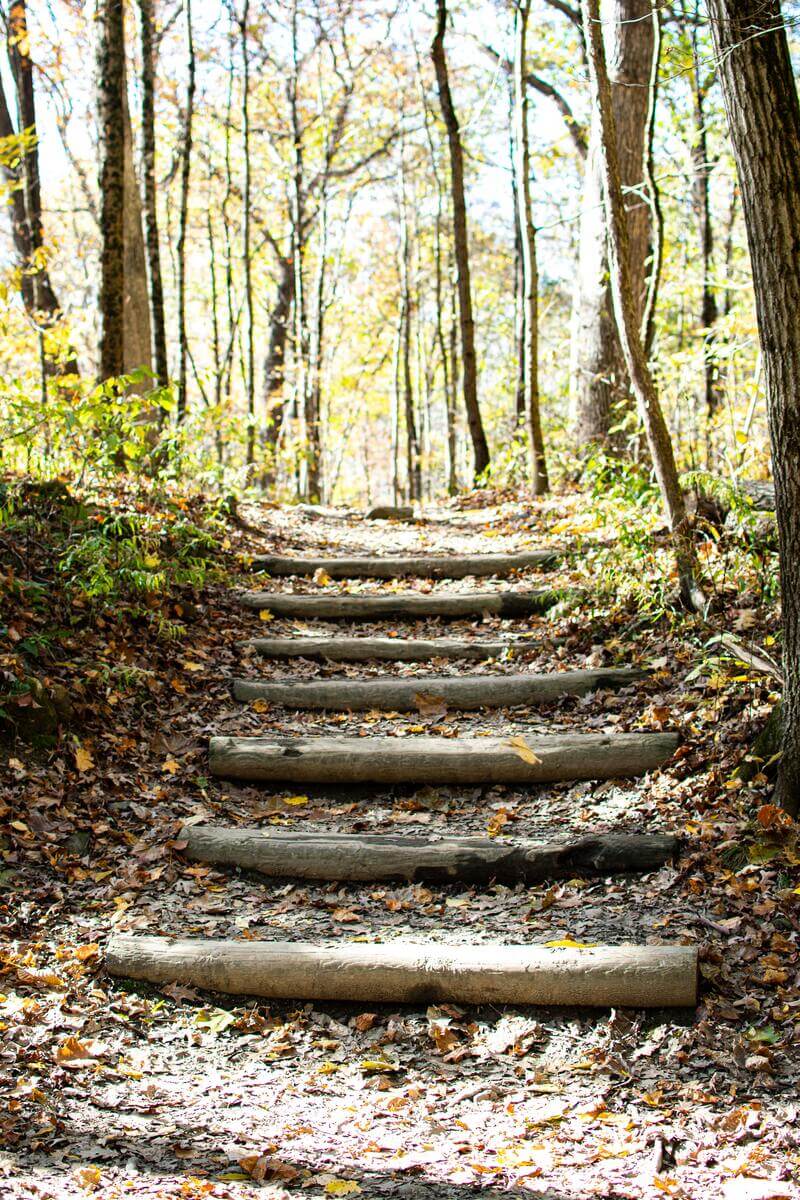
[325,1181,361,1196]
[259,609,274,622]
[313,567,333,586]
[284,795,308,806]
[74,1165,102,1191]
[74,746,94,773]
[74,943,100,962]
[56,1035,92,1062]
[183,661,203,672]
[252,697,270,713]
[162,759,180,775]
[504,735,542,765]
[545,938,597,949]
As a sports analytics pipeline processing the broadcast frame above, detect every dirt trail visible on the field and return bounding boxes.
[3,504,798,1200]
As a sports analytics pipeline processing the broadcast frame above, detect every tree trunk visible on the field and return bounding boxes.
[260,254,295,468]
[431,0,490,481]
[121,53,152,378]
[514,0,549,493]
[240,0,255,466]
[181,826,680,885]
[706,0,800,816]
[107,935,698,1009]
[176,0,195,419]
[569,0,654,448]
[136,0,168,389]
[97,0,125,380]
[689,13,719,421]
[398,149,421,501]
[581,0,701,609]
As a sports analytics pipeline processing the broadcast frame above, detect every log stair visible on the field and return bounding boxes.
[108,530,694,1010]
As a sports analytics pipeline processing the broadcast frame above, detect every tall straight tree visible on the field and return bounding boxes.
[570,0,655,449]
[581,0,701,609]
[239,0,255,466]
[431,0,490,482]
[176,0,195,419]
[136,0,168,389]
[1,2,78,375]
[706,0,800,815]
[97,0,125,380]
[512,0,548,493]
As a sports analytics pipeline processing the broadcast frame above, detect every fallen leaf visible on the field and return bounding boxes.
[415,691,448,721]
[74,746,94,773]
[504,735,541,765]
[325,1180,361,1196]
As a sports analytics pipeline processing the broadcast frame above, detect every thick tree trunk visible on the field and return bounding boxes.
[431,0,490,481]
[181,826,680,885]
[107,936,698,1008]
[250,550,556,577]
[581,0,701,610]
[238,588,562,619]
[514,0,549,493]
[136,0,168,388]
[240,0,255,466]
[706,0,800,816]
[209,731,679,784]
[569,0,654,447]
[97,0,126,380]
[233,667,644,711]
[261,255,295,464]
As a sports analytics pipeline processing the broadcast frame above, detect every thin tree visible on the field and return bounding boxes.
[581,0,701,609]
[97,0,125,380]
[0,3,78,376]
[513,0,548,493]
[136,0,168,389]
[431,0,490,481]
[239,0,255,466]
[176,0,195,419]
[706,0,800,815]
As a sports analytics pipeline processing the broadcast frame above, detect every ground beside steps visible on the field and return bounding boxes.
[109,519,690,1013]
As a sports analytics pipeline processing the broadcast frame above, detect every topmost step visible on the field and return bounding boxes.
[251,551,557,579]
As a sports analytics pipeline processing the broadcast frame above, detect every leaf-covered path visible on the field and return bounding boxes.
[2,498,799,1199]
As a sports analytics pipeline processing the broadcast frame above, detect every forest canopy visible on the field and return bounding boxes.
[0,0,765,507]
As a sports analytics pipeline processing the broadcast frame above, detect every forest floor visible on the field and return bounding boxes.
[1,482,799,1200]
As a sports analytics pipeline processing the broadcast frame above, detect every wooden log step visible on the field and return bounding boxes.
[106,936,698,1008]
[209,731,679,784]
[365,505,414,520]
[250,551,556,579]
[232,668,645,712]
[244,636,519,662]
[181,826,680,884]
[238,589,564,620]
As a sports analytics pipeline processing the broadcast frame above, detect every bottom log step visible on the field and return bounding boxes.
[180,826,680,884]
[106,936,698,1008]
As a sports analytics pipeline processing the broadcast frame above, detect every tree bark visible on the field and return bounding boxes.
[569,0,654,448]
[250,550,556,577]
[107,935,698,1008]
[136,0,168,388]
[581,0,701,610]
[431,0,490,481]
[238,588,562,619]
[244,635,524,662]
[688,11,719,421]
[240,0,256,466]
[97,0,125,380]
[181,826,680,884]
[260,254,295,466]
[706,0,800,815]
[121,52,152,378]
[176,0,195,419]
[209,731,679,784]
[398,147,421,501]
[233,668,644,711]
[513,0,549,493]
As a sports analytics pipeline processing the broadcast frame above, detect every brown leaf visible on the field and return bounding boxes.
[414,691,448,721]
[504,735,541,765]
